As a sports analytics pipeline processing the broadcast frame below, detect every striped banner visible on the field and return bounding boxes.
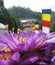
[42,9,51,14]
[42,14,51,21]
[33,24,39,30]
[42,20,50,27]
[33,28,39,30]
[42,9,51,34]
[32,21,39,33]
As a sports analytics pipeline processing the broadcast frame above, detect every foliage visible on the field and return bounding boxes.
[8,6,42,21]
[8,6,55,22]
[8,16,23,33]
[0,7,23,33]
[50,21,55,32]
[0,8,10,24]
[1,6,55,32]
[52,12,55,21]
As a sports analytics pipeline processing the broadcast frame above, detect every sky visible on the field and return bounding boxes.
[4,0,55,12]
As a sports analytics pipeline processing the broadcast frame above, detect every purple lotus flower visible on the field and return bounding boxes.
[51,56,55,65]
[0,31,55,65]
[0,60,9,65]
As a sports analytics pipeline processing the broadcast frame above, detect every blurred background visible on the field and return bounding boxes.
[0,0,55,34]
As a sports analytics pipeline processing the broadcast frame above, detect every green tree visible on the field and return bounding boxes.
[0,6,23,33]
[8,16,23,33]
[50,21,55,32]
[8,6,41,21]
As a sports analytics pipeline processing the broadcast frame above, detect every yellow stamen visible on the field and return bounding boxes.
[5,53,11,60]
[19,37,23,43]
[23,38,26,46]
[2,47,11,52]
[36,38,46,47]
[0,54,4,60]
[52,50,55,54]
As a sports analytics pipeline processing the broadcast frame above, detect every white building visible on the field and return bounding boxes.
[0,23,5,29]
[20,19,37,23]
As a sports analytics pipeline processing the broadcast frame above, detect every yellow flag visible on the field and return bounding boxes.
[4,25,8,29]
[42,14,51,21]
[34,25,39,28]
[12,28,14,30]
